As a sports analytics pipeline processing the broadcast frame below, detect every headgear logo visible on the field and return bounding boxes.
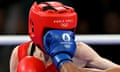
[62,33,71,41]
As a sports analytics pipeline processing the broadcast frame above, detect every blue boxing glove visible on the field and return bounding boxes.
[43,30,76,70]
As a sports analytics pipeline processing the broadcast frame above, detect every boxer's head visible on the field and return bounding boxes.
[28,1,77,52]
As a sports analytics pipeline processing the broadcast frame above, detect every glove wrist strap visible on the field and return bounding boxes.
[52,53,72,70]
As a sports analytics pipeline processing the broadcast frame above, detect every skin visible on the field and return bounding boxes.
[60,62,120,72]
[60,42,120,72]
[10,42,120,72]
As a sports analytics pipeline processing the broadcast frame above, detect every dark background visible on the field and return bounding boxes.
[0,0,120,72]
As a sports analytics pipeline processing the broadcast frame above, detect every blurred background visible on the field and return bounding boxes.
[0,0,120,72]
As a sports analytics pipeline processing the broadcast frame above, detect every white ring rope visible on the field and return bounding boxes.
[0,35,120,45]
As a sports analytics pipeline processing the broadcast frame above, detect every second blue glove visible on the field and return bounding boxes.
[43,30,76,70]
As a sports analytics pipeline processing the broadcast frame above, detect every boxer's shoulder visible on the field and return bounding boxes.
[10,41,32,60]
[17,41,33,61]
[11,41,33,57]
[17,41,33,55]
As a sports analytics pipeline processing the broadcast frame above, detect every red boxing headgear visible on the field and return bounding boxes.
[29,1,77,52]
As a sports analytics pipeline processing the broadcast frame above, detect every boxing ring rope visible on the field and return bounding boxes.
[0,34,120,45]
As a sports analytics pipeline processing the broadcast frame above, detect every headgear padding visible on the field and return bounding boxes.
[29,1,77,52]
